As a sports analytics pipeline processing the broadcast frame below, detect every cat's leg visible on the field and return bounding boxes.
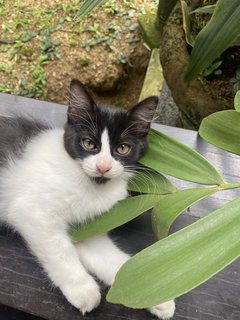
[75,233,129,286]
[75,234,175,319]
[8,206,101,315]
[148,301,176,320]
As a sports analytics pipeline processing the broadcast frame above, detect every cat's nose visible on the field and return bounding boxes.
[96,163,112,174]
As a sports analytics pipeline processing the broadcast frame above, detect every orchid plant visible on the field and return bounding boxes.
[70,91,240,307]
[70,0,240,309]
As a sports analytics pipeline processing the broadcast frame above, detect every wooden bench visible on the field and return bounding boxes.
[0,93,240,320]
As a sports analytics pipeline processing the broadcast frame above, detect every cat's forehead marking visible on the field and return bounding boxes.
[100,128,111,155]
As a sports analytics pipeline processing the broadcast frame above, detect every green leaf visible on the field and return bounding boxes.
[199,110,240,155]
[128,169,176,195]
[201,58,223,77]
[190,4,216,15]
[233,36,240,46]
[140,129,225,185]
[180,0,194,46]
[185,0,240,81]
[70,194,161,242]
[151,187,218,239]
[156,0,178,35]
[234,90,240,111]
[107,196,240,308]
[77,0,108,17]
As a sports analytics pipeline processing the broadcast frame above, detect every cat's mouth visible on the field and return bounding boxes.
[92,176,111,184]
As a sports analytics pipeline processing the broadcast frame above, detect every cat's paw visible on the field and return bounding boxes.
[149,300,175,320]
[62,278,101,315]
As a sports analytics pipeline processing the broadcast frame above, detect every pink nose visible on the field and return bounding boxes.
[96,164,112,174]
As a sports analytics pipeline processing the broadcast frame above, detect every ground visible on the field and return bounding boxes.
[0,0,158,108]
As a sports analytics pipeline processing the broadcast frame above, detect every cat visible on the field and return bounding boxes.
[0,79,175,319]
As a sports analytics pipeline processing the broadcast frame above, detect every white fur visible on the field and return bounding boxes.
[0,128,175,318]
[82,129,124,179]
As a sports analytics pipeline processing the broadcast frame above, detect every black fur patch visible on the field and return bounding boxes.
[64,106,148,167]
[92,177,110,184]
[64,79,158,173]
[0,116,47,166]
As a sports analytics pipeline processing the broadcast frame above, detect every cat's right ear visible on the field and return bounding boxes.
[67,79,96,124]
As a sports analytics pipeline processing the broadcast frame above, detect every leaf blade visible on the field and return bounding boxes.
[128,169,176,195]
[140,129,224,185]
[181,0,194,46]
[107,196,240,308]
[199,110,240,155]
[152,187,218,239]
[190,4,216,15]
[234,90,240,111]
[70,194,161,242]
[77,0,108,17]
[185,0,240,81]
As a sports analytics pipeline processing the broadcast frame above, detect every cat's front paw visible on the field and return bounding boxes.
[149,300,175,320]
[62,277,101,315]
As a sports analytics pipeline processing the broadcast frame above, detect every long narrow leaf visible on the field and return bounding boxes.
[151,187,218,239]
[77,0,108,17]
[234,91,240,111]
[107,196,240,308]
[128,169,176,195]
[185,0,240,81]
[70,194,161,242]
[190,5,216,15]
[181,0,194,46]
[199,110,240,155]
[156,0,178,33]
[140,129,225,185]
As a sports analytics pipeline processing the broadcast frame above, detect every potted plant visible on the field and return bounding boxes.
[159,0,240,128]
[77,0,240,129]
[69,90,240,309]
[67,0,240,311]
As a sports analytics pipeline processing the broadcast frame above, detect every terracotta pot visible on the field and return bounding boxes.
[159,5,230,129]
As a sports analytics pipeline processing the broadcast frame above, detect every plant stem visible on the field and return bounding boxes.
[220,182,240,190]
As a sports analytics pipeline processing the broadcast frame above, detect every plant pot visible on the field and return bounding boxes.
[159,4,233,130]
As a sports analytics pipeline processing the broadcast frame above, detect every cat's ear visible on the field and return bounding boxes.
[68,79,96,124]
[128,96,158,135]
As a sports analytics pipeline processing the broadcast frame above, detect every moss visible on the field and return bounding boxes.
[138,11,161,49]
[139,48,163,100]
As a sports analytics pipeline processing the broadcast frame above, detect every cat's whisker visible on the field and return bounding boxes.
[67,113,97,136]
[124,165,162,194]
[120,123,136,138]
[84,109,98,134]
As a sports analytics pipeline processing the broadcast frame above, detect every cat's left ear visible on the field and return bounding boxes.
[68,79,96,124]
[128,96,158,135]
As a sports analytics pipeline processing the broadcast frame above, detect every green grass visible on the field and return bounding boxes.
[0,0,158,99]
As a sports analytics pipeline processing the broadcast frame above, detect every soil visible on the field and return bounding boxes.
[0,0,158,109]
[189,1,240,109]
[205,47,240,107]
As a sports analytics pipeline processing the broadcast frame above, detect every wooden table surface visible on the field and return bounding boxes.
[0,93,240,320]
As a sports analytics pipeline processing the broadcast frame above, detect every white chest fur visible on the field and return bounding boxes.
[0,129,128,225]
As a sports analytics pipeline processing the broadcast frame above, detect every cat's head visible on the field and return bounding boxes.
[64,79,158,184]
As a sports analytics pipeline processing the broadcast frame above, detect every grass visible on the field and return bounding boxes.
[0,0,158,102]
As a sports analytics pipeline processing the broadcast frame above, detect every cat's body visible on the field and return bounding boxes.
[0,80,175,319]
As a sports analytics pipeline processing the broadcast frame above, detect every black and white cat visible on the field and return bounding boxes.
[0,80,175,319]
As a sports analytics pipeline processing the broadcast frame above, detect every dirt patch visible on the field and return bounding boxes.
[0,0,157,108]
[203,47,240,107]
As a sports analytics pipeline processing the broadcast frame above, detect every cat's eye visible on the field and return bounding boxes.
[116,144,131,155]
[81,138,97,151]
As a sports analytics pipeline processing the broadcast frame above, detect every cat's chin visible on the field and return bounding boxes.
[91,176,111,184]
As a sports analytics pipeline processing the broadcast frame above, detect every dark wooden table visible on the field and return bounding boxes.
[0,93,240,320]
